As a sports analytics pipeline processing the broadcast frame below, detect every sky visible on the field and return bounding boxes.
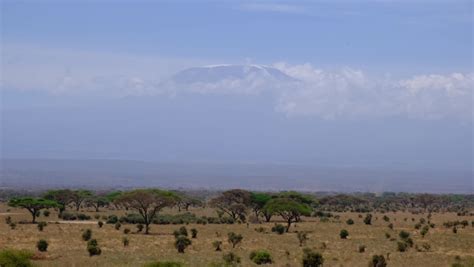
[0,1,473,179]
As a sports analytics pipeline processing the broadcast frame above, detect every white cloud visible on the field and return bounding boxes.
[273,63,473,120]
[1,44,472,121]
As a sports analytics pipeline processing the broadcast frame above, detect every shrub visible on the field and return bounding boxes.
[123,228,131,234]
[174,235,191,253]
[223,252,241,265]
[255,227,266,233]
[397,241,408,252]
[136,224,144,233]
[60,212,77,221]
[191,228,198,238]
[346,219,354,225]
[271,224,286,235]
[37,239,48,252]
[369,255,387,267]
[453,227,457,234]
[82,229,92,241]
[421,225,429,237]
[173,227,189,238]
[9,223,16,230]
[98,221,104,228]
[106,215,118,224]
[94,214,101,220]
[358,245,366,253]
[0,249,33,267]
[364,214,372,225]
[43,210,50,217]
[228,232,243,248]
[37,221,47,231]
[87,239,101,256]
[383,215,390,222]
[114,222,121,230]
[249,250,273,265]
[340,229,349,239]
[388,223,393,230]
[385,232,391,239]
[144,262,183,267]
[399,230,410,240]
[302,248,324,267]
[414,223,422,230]
[297,231,308,246]
[5,216,12,225]
[77,213,91,220]
[213,241,222,251]
[122,237,129,247]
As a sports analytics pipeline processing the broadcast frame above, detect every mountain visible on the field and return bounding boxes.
[169,64,297,84]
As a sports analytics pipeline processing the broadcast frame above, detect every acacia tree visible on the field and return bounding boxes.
[175,193,202,212]
[263,198,312,232]
[209,189,252,221]
[8,198,59,223]
[115,189,178,234]
[250,192,272,220]
[43,189,73,216]
[86,194,109,212]
[70,190,93,211]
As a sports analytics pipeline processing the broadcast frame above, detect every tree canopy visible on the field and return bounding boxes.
[115,189,178,234]
[9,197,59,223]
[263,197,312,232]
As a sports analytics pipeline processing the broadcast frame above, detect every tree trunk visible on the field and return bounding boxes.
[29,209,37,223]
[286,219,292,232]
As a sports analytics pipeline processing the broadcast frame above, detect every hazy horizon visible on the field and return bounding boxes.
[1,1,473,193]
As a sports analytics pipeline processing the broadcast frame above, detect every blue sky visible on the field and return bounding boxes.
[1,1,473,175]
[2,1,472,73]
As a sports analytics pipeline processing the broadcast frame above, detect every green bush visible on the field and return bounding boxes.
[0,249,33,267]
[397,241,408,252]
[227,232,243,248]
[302,248,324,267]
[191,228,198,238]
[346,218,354,225]
[98,221,104,228]
[223,252,241,265]
[340,229,349,239]
[369,255,387,267]
[37,221,47,231]
[82,229,92,241]
[114,222,122,230]
[87,239,101,256]
[106,215,118,224]
[271,224,286,235]
[43,210,50,217]
[37,239,48,252]
[399,230,410,240]
[364,214,372,225]
[249,250,273,265]
[174,235,191,253]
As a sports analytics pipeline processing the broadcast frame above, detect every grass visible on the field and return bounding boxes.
[1,204,473,266]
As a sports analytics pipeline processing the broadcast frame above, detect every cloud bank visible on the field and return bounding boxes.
[2,45,472,121]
